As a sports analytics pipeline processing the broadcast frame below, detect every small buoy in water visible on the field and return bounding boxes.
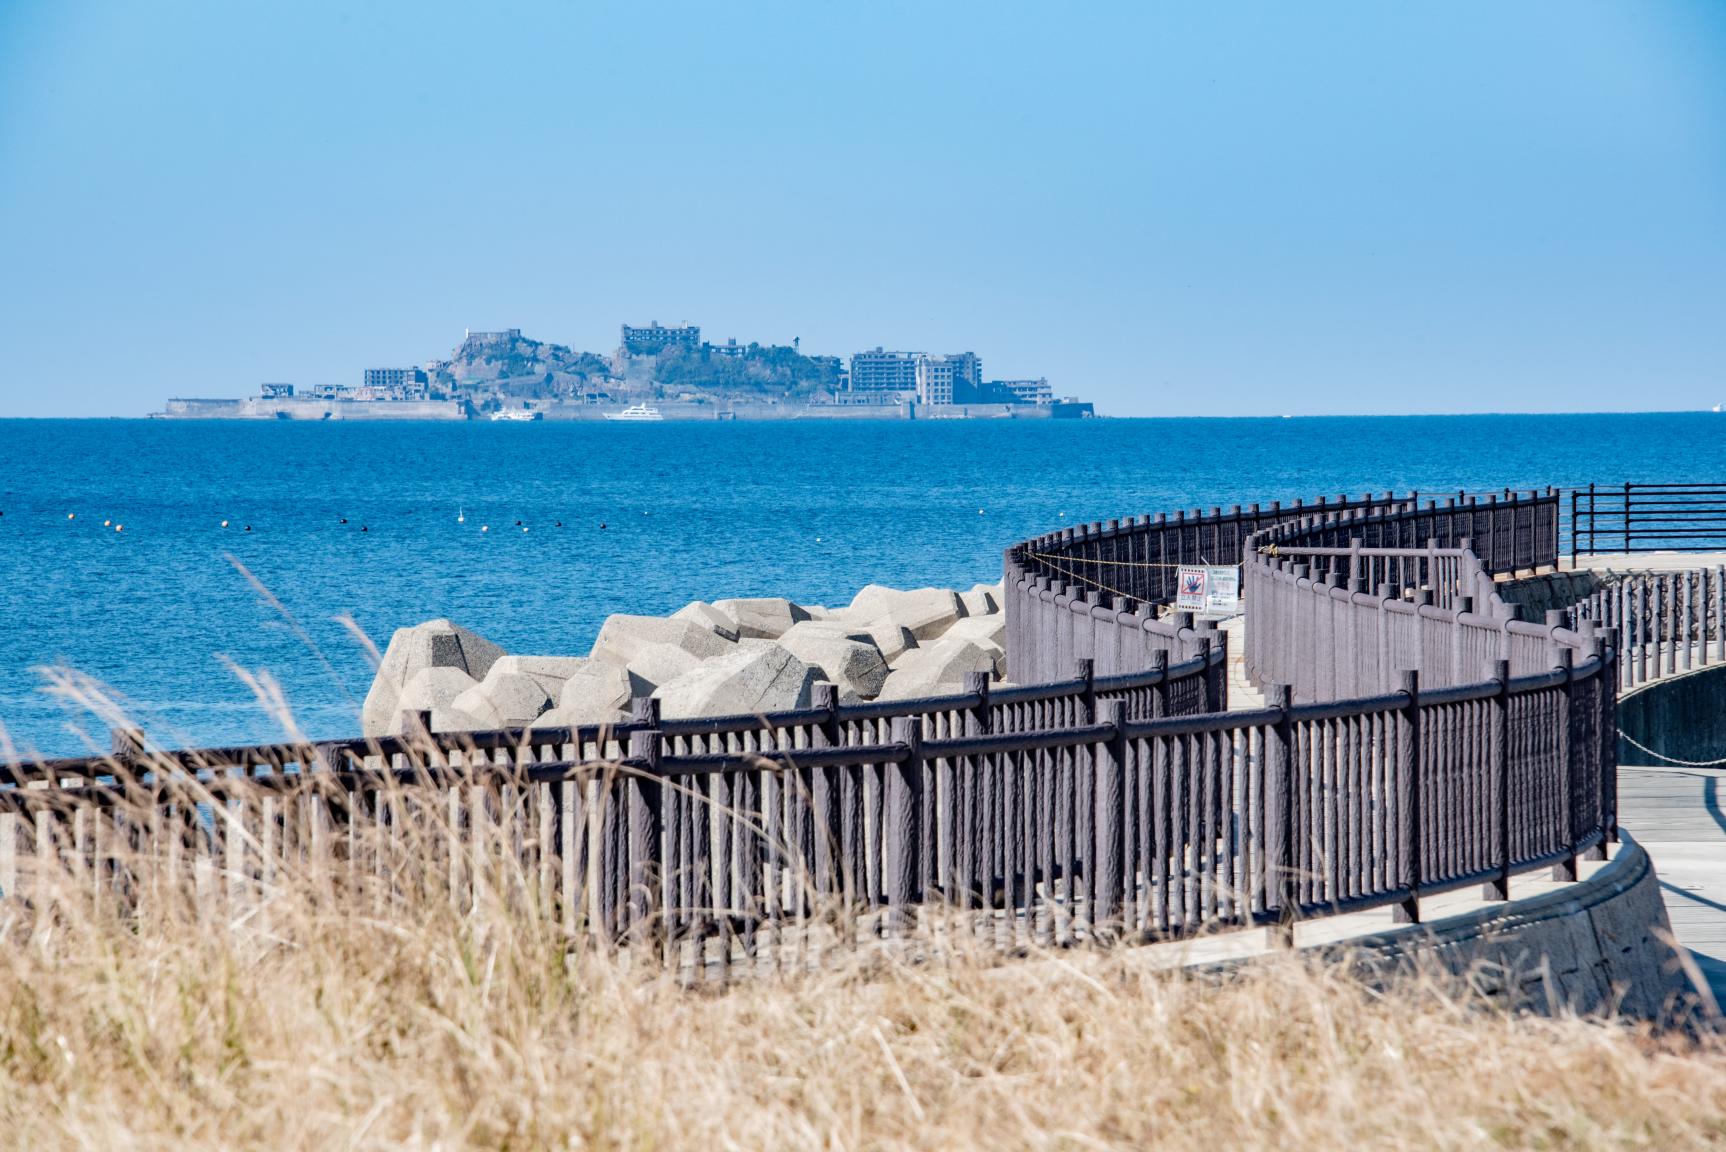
[360,526,369,533]
[554,520,562,528]
[104,519,111,527]
[816,536,822,543]
[244,525,252,532]
[978,508,985,515]
[514,520,522,526]
[114,524,123,532]
[67,513,75,520]
[481,525,489,533]
[599,522,607,530]
[339,517,348,524]
[522,526,529,533]
[221,520,229,528]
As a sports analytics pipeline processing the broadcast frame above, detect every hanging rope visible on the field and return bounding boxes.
[1616,729,1726,768]
[1023,552,1140,602]
[1024,550,1196,571]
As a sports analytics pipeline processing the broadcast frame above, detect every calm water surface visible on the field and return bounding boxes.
[1,414,1720,755]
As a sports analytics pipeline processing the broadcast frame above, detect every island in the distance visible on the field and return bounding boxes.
[156,322,1097,422]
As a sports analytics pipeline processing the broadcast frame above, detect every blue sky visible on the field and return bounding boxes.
[1,0,1723,417]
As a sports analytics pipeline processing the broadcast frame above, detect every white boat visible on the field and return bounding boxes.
[605,403,663,422]
[490,408,543,422]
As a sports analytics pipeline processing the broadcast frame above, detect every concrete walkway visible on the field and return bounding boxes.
[1617,764,1726,1006]
[1563,550,1726,573]
[1549,549,1726,1003]
[1218,615,1265,711]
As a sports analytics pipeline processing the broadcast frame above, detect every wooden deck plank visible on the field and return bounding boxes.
[1617,764,1726,1003]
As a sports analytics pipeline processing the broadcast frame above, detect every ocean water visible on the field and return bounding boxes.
[2,413,1722,756]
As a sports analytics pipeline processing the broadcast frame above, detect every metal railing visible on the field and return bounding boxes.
[1572,482,1726,561]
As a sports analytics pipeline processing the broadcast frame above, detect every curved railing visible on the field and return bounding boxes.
[0,483,1656,980]
[7,647,1224,787]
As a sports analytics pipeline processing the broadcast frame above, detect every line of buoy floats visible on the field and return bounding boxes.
[11,510,994,534]
[25,511,617,534]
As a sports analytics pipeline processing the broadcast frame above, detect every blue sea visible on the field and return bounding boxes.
[2,413,1721,757]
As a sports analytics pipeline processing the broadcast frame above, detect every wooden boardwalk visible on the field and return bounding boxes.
[1618,764,1726,1005]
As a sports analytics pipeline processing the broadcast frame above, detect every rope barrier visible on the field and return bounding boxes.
[1616,729,1726,768]
[1025,551,1194,571]
[1026,552,1139,602]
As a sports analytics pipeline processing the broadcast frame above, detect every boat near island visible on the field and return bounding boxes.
[490,408,543,422]
[605,403,663,422]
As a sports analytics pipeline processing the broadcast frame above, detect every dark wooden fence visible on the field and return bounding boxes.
[1005,489,1559,682]
[0,484,1630,977]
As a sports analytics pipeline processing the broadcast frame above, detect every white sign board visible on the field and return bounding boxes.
[1176,565,1241,617]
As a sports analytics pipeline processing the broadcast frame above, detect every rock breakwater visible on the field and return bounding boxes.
[360,580,1006,735]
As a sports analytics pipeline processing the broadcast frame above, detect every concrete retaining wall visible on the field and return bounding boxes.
[1618,662,1726,767]
[1343,835,1691,1019]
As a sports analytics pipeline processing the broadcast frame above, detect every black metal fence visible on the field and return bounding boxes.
[1572,483,1726,561]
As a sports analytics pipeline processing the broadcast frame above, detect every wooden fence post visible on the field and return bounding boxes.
[963,669,992,910]
[1092,699,1126,937]
[1597,632,1619,847]
[886,717,923,936]
[1074,657,1095,725]
[1265,684,1296,946]
[810,681,841,907]
[1485,659,1511,901]
[1150,650,1170,719]
[626,697,662,948]
[1395,670,1421,923]
[1551,646,1577,881]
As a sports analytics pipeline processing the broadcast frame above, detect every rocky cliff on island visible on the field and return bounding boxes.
[360,581,1006,735]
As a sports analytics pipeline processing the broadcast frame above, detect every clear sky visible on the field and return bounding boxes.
[2,1,1723,417]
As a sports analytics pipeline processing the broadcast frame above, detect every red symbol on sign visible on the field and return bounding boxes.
[1181,572,1206,596]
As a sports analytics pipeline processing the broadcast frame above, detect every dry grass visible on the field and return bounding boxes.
[4,666,1723,1150]
[0,785,1722,1152]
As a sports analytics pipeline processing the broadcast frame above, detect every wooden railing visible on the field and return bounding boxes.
[0,484,1633,980]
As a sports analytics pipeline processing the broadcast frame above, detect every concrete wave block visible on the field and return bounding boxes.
[670,600,740,642]
[528,661,634,729]
[846,586,963,641]
[944,613,1005,649]
[711,597,811,640]
[874,637,995,701]
[394,666,480,733]
[362,619,506,735]
[449,668,555,730]
[781,618,916,662]
[777,631,889,700]
[625,641,705,697]
[489,655,591,695]
[590,614,736,667]
[960,583,1000,617]
[968,637,1007,679]
[654,645,819,719]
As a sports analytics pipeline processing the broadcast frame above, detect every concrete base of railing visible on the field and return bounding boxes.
[1618,663,1726,767]
[1339,834,1690,1020]
[1108,836,1694,1022]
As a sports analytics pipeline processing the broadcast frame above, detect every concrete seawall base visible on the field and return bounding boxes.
[1618,662,1726,767]
[1342,835,1691,1019]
